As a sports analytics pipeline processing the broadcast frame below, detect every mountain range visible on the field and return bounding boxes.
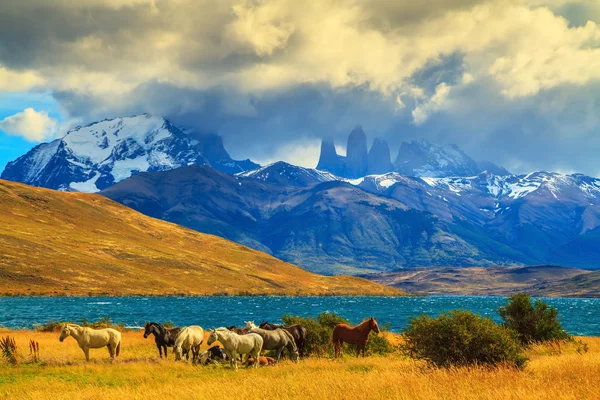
[317,127,510,179]
[1,114,258,192]
[3,114,600,277]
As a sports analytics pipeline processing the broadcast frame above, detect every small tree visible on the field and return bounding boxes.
[402,310,526,368]
[499,293,569,345]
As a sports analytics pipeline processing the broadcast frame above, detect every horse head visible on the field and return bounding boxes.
[244,321,257,329]
[259,321,269,329]
[206,329,219,346]
[59,324,72,342]
[370,317,380,334]
[143,322,153,338]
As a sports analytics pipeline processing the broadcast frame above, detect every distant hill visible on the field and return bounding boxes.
[0,179,402,296]
[362,265,598,297]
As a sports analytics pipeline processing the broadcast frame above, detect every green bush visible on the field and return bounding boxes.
[499,293,570,345]
[402,310,527,368]
[281,312,393,357]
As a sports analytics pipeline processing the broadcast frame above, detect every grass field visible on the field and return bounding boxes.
[1,330,599,399]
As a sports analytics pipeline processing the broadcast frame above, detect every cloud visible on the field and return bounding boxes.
[0,108,58,142]
[1,1,600,174]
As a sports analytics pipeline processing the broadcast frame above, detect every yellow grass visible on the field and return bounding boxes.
[0,179,402,296]
[1,330,599,399]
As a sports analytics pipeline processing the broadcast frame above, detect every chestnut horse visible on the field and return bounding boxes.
[332,317,380,358]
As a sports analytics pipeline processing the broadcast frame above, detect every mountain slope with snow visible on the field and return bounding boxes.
[1,114,258,192]
[237,162,340,187]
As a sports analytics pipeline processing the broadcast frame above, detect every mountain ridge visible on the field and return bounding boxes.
[1,114,259,192]
[0,178,401,296]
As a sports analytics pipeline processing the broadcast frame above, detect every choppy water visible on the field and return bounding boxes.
[1,296,599,335]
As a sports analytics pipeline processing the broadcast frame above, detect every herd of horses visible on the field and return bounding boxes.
[58,317,381,369]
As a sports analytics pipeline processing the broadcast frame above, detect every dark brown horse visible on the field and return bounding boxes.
[143,322,181,359]
[332,317,380,358]
[259,321,308,358]
[226,325,250,335]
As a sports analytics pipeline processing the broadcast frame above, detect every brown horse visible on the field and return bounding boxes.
[332,317,380,358]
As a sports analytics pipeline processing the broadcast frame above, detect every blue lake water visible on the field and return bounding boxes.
[1,296,599,335]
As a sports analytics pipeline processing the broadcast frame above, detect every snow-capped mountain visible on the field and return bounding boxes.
[394,139,481,178]
[237,161,339,187]
[1,114,258,192]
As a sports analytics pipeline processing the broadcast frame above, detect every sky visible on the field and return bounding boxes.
[1,0,600,175]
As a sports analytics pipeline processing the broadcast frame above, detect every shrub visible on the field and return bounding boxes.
[37,316,125,332]
[402,310,527,368]
[499,293,569,345]
[281,312,393,357]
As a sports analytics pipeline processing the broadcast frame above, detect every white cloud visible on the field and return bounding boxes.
[0,108,58,142]
[249,139,322,168]
[0,66,44,91]
[412,83,452,125]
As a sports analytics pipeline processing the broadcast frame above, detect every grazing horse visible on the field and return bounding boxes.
[143,322,181,359]
[332,317,380,358]
[248,326,299,363]
[59,323,121,361]
[259,321,308,358]
[207,328,263,370]
[174,326,204,363]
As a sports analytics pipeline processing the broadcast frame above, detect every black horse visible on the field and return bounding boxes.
[226,325,250,335]
[259,321,308,358]
[143,322,181,359]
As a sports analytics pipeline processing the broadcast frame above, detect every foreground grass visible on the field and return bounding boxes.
[1,330,600,399]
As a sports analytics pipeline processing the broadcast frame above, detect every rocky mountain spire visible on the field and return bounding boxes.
[346,126,368,178]
[367,138,394,175]
[316,137,346,176]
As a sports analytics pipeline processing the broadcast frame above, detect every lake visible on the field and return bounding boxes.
[1,296,599,335]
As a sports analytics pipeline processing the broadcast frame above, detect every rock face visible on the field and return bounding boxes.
[367,138,394,175]
[394,139,480,178]
[345,126,368,178]
[316,138,346,177]
[1,114,259,191]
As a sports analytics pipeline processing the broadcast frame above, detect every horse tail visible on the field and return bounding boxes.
[116,340,121,357]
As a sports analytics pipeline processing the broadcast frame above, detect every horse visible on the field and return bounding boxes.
[332,317,380,358]
[206,328,263,370]
[226,325,250,335]
[143,322,181,359]
[259,321,308,358]
[59,323,121,362]
[248,325,299,363]
[244,355,276,367]
[199,345,230,365]
[174,325,204,363]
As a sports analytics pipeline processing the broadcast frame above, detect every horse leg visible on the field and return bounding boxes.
[83,347,90,362]
[157,343,163,358]
[232,351,238,371]
[356,344,360,357]
[275,347,283,363]
[163,345,168,358]
[107,343,115,359]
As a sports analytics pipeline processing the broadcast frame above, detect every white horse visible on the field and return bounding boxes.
[207,328,263,370]
[174,325,204,363]
[59,323,121,361]
[245,321,258,329]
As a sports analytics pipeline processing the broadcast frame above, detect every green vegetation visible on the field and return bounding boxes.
[402,310,527,368]
[282,312,394,357]
[499,293,570,345]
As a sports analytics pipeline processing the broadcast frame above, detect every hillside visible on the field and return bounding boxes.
[363,265,595,297]
[0,179,402,296]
